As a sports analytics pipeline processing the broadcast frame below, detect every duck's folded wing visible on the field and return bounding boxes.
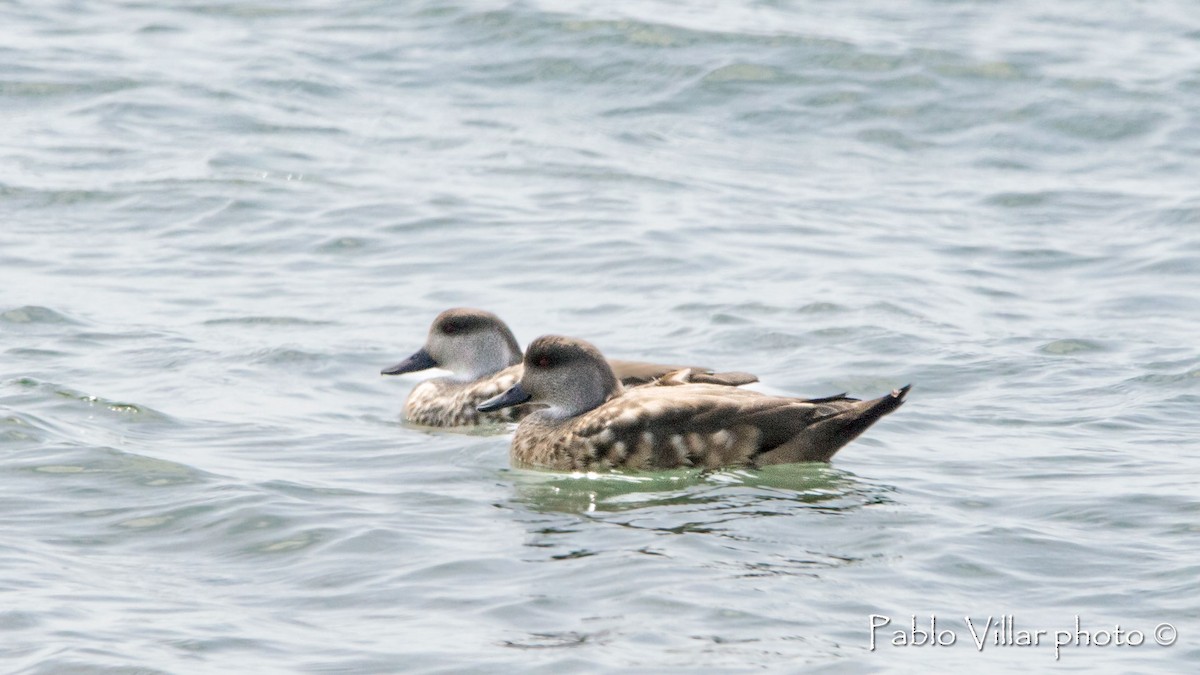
[699,371,759,386]
[566,388,807,468]
[607,359,691,386]
[571,385,907,469]
[608,360,759,387]
[655,368,759,387]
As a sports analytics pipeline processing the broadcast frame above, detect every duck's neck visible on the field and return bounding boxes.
[544,370,624,420]
[454,345,522,382]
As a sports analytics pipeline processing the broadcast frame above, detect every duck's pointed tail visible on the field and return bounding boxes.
[822,384,909,456]
[855,384,910,428]
[758,385,911,465]
[835,381,907,432]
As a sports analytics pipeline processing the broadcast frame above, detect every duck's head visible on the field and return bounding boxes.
[381,308,522,381]
[478,335,621,418]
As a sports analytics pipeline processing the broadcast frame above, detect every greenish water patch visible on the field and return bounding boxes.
[1039,339,1107,355]
[204,316,337,327]
[0,306,80,326]
[702,62,782,83]
[508,464,873,515]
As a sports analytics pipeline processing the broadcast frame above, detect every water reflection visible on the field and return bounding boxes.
[506,463,890,516]
[503,464,896,577]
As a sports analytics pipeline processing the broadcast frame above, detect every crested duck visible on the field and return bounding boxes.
[478,335,909,470]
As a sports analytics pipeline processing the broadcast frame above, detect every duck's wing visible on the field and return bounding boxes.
[607,359,691,386]
[608,360,759,387]
[686,370,759,386]
[569,384,909,469]
[799,393,858,404]
[651,367,760,387]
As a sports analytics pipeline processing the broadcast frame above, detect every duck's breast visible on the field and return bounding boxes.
[404,367,525,426]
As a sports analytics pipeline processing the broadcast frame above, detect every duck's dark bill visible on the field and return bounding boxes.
[477,383,531,412]
[381,348,438,375]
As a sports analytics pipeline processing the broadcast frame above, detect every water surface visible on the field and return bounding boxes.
[3,0,1199,671]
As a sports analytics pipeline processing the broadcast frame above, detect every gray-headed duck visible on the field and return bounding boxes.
[382,309,757,427]
[478,335,909,470]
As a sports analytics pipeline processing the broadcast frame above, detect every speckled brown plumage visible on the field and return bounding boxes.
[403,365,526,427]
[480,335,910,470]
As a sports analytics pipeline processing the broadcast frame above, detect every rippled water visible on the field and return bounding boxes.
[3,0,1199,671]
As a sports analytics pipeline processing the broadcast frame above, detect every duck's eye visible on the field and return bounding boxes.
[442,322,459,335]
[537,356,551,368]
